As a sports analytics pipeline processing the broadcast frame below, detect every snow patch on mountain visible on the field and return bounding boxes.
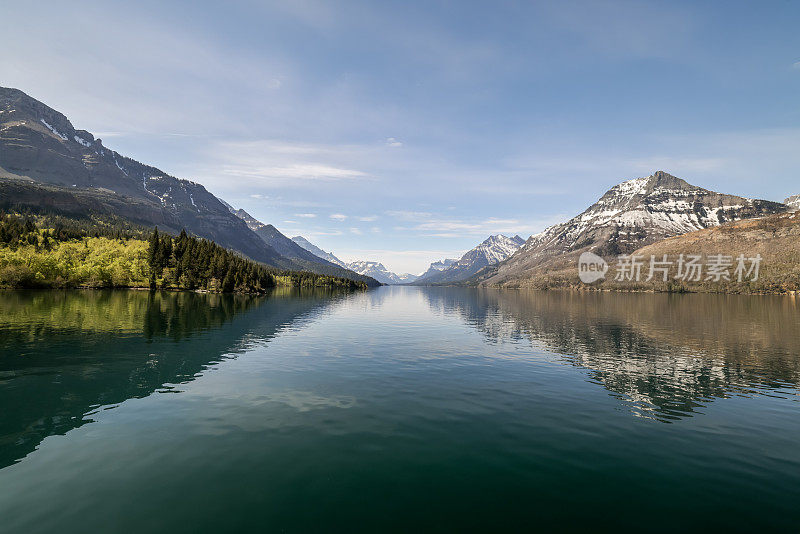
[74,135,92,147]
[785,195,800,211]
[39,118,67,140]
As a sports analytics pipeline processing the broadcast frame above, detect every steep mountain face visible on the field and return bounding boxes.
[785,195,800,212]
[414,234,525,285]
[480,171,787,286]
[0,87,284,266]
[291,236,347,267]
[225,208,380,285]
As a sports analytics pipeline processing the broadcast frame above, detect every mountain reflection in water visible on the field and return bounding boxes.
[0,288,349,468]
[423,289,800,421]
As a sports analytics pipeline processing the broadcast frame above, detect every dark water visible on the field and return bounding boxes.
[1,288,799,533]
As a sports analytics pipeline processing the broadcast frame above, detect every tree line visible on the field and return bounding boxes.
[0,212,367,291]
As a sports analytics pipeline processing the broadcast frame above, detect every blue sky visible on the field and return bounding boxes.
[3,0,799,273]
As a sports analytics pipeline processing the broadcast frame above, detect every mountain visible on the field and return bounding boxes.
[0,87,381,286]
[0,87,286,266]
[416,258,458,281]
[290,235,416,284]
[225,207,380,285]
[478,171,787,287]
[785,195,800,211]
[291,236,347,267]
[338,261,416,285]
[414,234,525,285]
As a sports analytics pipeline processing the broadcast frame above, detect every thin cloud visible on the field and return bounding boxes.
[295,213,317,218]
[330,213,348,221]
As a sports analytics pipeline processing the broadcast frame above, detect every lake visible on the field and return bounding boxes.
[1,287,799,532]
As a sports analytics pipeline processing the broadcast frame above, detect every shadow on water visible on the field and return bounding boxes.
[423,288,800,422]
[0,288,350,468]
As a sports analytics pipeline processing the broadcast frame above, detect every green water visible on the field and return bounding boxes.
[1,288,799,532]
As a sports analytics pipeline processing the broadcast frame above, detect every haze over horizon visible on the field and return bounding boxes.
[3,0,799,273]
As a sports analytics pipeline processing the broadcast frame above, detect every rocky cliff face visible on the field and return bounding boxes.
[0,87,287,266]
[785,195,800,212]
[479,171,787,286]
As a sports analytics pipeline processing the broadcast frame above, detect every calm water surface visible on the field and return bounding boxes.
[1,287,799,532]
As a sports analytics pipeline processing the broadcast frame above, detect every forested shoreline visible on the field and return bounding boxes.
[0,213,369,291]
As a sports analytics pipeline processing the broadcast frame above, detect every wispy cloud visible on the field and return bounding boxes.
[330,213,348,221]
[295,213,317,218]
[221,163,367,182]
[386,137,403,147]
[358,215,378,222]
[385,211,564,239]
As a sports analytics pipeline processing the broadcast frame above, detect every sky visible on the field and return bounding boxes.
[2,0,799,274]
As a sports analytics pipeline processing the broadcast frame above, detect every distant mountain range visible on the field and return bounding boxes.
[290,236,418,284]
[477,171,789,287]
[223,206,378,284]
[0,87,379,285]
[413,234,525,285]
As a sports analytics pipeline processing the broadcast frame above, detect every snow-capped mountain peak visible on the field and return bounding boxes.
[414,235,525,285]
[785,194,800,212]
[473,234,526,264]
[480,171,787,286]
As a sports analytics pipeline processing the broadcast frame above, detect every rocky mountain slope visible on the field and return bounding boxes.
[0,87,287,267]
[478,171,787,286]
[786,195,800,211]
[414,234,525,285]
[225,207,380,285]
